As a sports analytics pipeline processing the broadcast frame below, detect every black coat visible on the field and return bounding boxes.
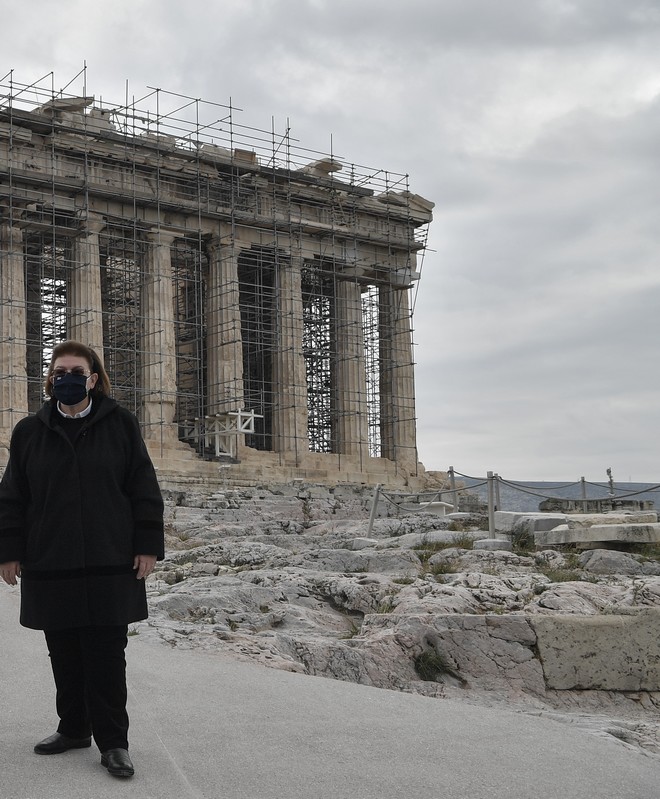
[0,396,164,630]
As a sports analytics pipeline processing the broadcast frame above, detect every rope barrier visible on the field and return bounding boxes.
[496,478,576,501]
[367,471,659,537]
[455,470,660,502]
[382,483,488,505]
[497,478,660,502]
[453,471,586,502]
[378,492,409,510]
[587,484,660,499]
[451,469,487,481]
[502,479,582,491]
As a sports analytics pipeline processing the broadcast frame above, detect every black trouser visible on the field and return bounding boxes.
[43,625,129,752]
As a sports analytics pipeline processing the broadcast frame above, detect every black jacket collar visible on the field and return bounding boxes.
[37,395,119,429]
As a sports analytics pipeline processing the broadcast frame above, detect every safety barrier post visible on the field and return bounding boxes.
[367,483,381,538]
[449,465,458,512]
[487,471,496,537]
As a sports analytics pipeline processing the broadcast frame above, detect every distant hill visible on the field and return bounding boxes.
[454,478,660,514]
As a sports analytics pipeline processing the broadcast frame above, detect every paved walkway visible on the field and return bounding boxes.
[1,584,658,799]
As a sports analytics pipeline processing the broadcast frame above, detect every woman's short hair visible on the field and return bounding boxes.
[44,341,112,399]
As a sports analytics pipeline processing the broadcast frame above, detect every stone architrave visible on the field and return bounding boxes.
[69,214,105,356]
[206,235,244,415]
[272,255,309,462]
[141,229,178,447]
[333,278,369,459]
[0,224,28,461]
[379,284,417,470]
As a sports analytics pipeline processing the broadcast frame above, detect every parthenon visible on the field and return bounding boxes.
[0,73,433,487]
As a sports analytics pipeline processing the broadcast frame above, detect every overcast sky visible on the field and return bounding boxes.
[2,0,659,482]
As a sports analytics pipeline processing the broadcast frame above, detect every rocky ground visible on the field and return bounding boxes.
[137,484,660,759]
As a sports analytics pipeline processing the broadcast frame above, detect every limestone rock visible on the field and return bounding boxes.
[473,538,513,551]
[375,530,485,550]
[445,549,537,573]
[566,511,658,528]
[578,549,644,575]
[348,537,380,550]
[525,582,631,614]
[141,487,660,756]
[531,610,660,690]
[536,522,660,549]
[495,511,567,532]
[287,548,421,575]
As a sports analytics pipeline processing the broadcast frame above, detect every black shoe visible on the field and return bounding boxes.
[34,732,92,755]
[101,748,134,778]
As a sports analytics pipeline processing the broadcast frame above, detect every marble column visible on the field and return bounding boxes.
[379,284,417,469]
[141,230,178,447]
[69,214,105,356]
[0,224,27,461]
[205,236,244,415]
[333,278,368,459]
[272,256,309,461]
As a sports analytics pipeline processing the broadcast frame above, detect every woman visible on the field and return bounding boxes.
[0,341,164,779]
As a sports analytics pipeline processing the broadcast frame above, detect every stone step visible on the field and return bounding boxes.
[495,511,567,533]
[535,522,660,549]
[566,511,658,528]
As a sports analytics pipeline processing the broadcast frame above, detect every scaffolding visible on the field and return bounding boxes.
[0,67,433,483]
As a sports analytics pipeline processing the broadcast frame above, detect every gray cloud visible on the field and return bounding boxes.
[2,0,659,480]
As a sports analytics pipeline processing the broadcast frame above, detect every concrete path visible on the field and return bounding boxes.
[1,583,658,799]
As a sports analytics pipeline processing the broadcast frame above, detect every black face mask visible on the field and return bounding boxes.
[52,373,89,406]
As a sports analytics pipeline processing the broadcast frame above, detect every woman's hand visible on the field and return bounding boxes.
[0,561,21,586]
[133,554,157,580]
